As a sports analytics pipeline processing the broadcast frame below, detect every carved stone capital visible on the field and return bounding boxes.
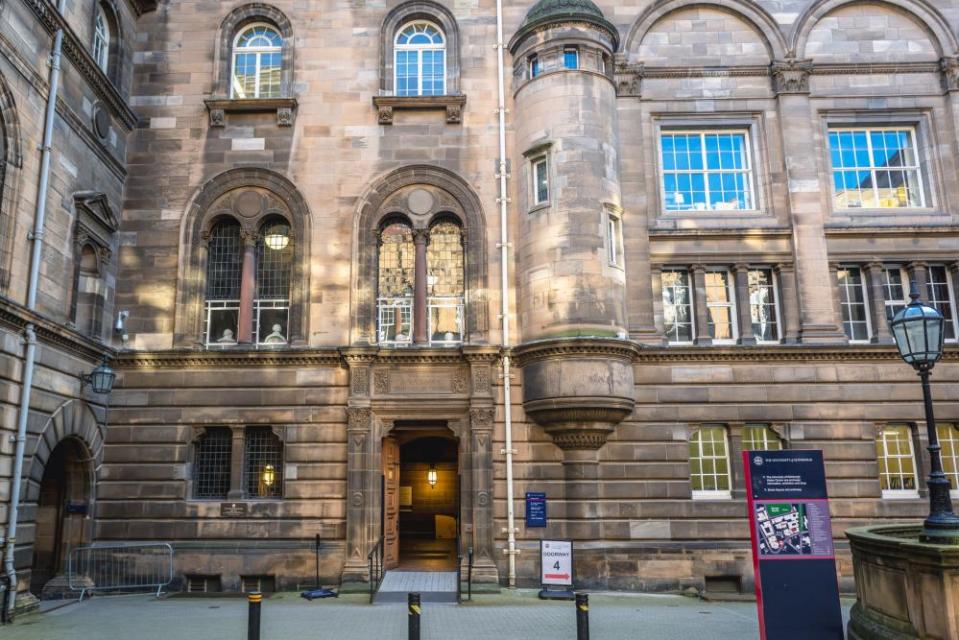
[942,57,959,92]
[346,407,371,431]
[614,54,643,98]
[470,407,494,432]
[277,106,294,126]
[770,59,813,95]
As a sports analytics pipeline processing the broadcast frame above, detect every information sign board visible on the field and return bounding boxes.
[525,492,547,528]
[744,449,844,640]
[540,539,572,586]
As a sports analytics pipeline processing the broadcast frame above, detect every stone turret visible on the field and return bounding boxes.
[509,1,635,457]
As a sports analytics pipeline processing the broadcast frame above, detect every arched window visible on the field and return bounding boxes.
[204,219,243,345]
[395,21,446,96]
[255,217,292,345]
[193,428,233,499]
[92,4,111,72]
[232,24,283,99]
[689,425,731,499]
[426,220,464,344]
[377,221,415,345]
[243,427,283,499]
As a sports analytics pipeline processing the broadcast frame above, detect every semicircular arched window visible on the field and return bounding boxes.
[377,221,415,345]
[394,21,446,96]
[204,219,243,345]
[92,4,111,72]
[255,217,293,345]
[426,220,464,345]
[232,24,283,99]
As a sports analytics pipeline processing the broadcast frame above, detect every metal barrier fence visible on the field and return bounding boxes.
[68,543,174,600]
[368,537,384,604]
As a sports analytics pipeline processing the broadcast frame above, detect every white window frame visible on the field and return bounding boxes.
[881,265,909,327]
[705,268,738,345]
[748,268,782,344]
[204,299,241,348]
[605,211,622,268]
[93,5,110,72]
[743,424,783,451]
[393,20,446,97]
[563,47,579,70]
[927,265,958,343]
[528,54,541,79]
[838,265,872,344]
[877,424,920,499]
[662,269,694,345]
[231,23,283,99]
[827,126,927,210]
[937,423,959,499]
[531,156,549,207]
[657,129,757,213]
[690,426,732,500]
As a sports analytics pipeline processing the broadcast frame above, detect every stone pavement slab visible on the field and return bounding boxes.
[3,590,854,639]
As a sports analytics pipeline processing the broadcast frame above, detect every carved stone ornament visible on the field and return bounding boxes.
[770,59,813,95]
[377,105,394,125]
[470,407,494,431]
[614,56,644,98]
[350,368,370,396]
[941,57,959,93]
[373,370,390,394]
[451,370,468,393]
[550,430,610,451]
[347,407,371,430]
[445,103,462,124]
[471,366,491,395]
[277,106,294,126]
[209,108,226,128]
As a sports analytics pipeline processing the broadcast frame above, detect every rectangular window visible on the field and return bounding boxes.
[828,128,925,209]
[193,428,232,499]
[837,266,871,342]
[660,130,755,212]
[529,55,541,78]
[243,427,283,499]
[606,213,622,267]
[532,157,549,206]
[705,269,737,344]
[938,424,959,497]
[563,48,579,70]
[876,424,919,498]
[881,266,909,325]
[748,268,780,343]
[927,265,957,342]
[743,424,783,451]
[662,269,693,344]
[689,425,731,499]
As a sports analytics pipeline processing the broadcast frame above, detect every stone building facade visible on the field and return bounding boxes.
[5,0,959,603]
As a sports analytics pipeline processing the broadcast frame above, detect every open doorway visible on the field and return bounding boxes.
[30,438,93,595]
[382,425,459,571]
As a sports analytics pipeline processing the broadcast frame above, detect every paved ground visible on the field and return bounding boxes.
[4,591,854,639]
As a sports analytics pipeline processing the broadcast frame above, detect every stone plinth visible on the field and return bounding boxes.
[847,524,959,640]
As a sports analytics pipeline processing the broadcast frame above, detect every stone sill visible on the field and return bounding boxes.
[372,95,466,124]
[204,97,298,127]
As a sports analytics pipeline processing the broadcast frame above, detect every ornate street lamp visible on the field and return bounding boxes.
[80,358,116,395]
[889,283,959,543]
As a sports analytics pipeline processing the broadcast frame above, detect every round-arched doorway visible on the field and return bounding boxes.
[29,438,93,596]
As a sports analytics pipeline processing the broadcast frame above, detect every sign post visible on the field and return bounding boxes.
[744,449,844,640]
[525,492,547,528]
[538,539,574,600]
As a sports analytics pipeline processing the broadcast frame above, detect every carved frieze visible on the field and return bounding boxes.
[373,370,390,394]
[470,407,494,432]
[350,368,370,396]
[770,59,813,95]
[347,407,371,431]
[451,370,468,394]
[614,55,644,98]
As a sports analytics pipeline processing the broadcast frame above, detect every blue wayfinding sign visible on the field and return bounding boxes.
[744,449,844,640]
[525,492,547,528]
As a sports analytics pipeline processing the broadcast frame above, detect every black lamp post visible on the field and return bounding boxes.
[81,358,116,395]
[889,282,959,544]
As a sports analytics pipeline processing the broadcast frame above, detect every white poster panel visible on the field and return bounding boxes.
[540,539,573,586]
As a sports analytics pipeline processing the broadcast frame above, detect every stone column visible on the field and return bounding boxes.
[469,407,498,582]
[691,265,711,346]
[828,262,848,342]
[649,264,668,344]
[864,262,893,344]
[907,261,929,298]
[343,407,373,582]
[237,232,257,344]
[413,229,428,345]
[775,263,800,344]
[733,264,756,345]
[772,59,845,343]
[227,427,245,500]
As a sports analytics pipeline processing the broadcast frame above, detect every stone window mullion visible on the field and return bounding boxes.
[732,264,755,345]
[728,423,746,500]
[228,427,246,500]
[691,265,711,346]
[864,261,893,344]
[238,231,258,344]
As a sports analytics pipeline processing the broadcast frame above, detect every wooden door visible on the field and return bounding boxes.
[383,437,400,570]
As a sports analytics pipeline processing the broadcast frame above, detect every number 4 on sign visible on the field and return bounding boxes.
[553,561,560,570]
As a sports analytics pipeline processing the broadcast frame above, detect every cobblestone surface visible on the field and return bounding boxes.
[4,591,854,639]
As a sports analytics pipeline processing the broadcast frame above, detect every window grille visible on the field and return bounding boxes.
[205,221,243,346]
[378,222,415,345]
[193,428,232,499]
[232,24,283,99]
[937,424,959,497]
[748,269,780,343]
[241,575,275,593]
[743,424,783,451]
[828,128,924,209]
[185,575,221,593]
[705,270,736,343]
[689,426,731,498]
[837,266,870,342]
[662,270,693,344]
[660,131,754,211]
[394,22,445,96]
[243,427,283,499]
[927,266,957,342]
[255,219,292,345]
[876,424,919,497]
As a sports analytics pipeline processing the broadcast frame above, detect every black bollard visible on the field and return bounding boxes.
[575,593,589,640]
[247,592,262,640]
[408,592,422,640]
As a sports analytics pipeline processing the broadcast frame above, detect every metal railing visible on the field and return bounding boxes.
[368,536,384,604]
[456,554,463,604]
[68,543,174,601]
